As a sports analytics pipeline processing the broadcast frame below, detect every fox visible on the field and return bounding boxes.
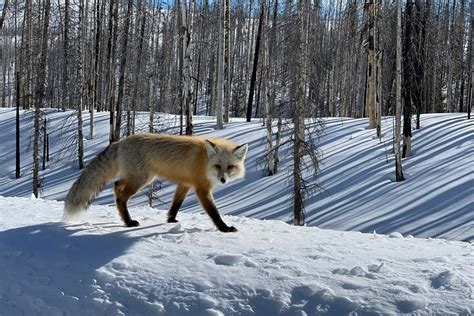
[63,133,248,232]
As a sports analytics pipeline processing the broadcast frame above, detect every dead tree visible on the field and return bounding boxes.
[33,0,51,197]
[115,0,133,141]
[395,0,404,181]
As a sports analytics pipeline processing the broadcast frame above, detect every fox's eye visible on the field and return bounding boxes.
[227,165,236,171]
[214,164,222,170]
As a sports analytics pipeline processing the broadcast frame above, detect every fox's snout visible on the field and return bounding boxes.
[220,177,226,184]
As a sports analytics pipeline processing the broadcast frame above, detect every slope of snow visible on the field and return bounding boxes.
[0,196,472,315]
[0,109,472,240]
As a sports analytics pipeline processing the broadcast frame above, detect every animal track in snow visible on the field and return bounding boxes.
[332,265,378,279]
[430,270,457,289]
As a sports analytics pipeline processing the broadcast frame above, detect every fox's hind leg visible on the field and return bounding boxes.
[114,178,143,227]
[167,184,190,223]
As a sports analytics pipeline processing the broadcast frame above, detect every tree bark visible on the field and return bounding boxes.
[246,3,264,122]
[33,0,51,197]
[403,0,414,158]
[223,0,231,122]
[77,0,85,169]
[130,1,147,136]
[215,0,225,129]
[0,0,9,30]
[365,0,376,129]
[468,0,473,119]
[395,0,404,182]
[15,71,20,179]
[293,0,309,226]
[261,0,273,176]
[107,0,118,143]
[62,0,69,111]
[183,0,195,135]
[115,0,133,141]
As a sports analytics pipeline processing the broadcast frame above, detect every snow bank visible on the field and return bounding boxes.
[0,196,472,315]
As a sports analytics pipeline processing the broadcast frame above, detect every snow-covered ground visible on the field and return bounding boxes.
[0,109,472,240]
[1,196,472,315]
[0,109,473,314]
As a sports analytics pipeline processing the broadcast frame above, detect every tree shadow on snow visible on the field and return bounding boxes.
[0,222,161,314]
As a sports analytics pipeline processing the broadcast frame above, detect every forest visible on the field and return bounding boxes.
[0,2,473,312]
[0,0,472,223]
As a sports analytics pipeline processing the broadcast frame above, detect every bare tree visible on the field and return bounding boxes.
[114,0,133,141]
[246,2,264,122]
[223,0,231,122]
[129,0,147,136]
[293,0,310,226]
[395,0,404,182]
[215,0,225,129]
[15,71,20,179]
[260,0,274,176]
[106,0,118,143]
[364,0,376,129]
[468,0,473,119]
[33,0,52,197]
[0,0,8,30]
[183,0,195,135]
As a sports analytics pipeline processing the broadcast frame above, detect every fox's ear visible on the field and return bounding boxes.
[205,139,219,158]
[233,143,248,160]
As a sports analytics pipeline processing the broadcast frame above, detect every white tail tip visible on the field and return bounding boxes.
[62,204,86,222]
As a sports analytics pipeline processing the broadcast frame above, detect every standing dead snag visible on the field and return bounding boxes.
[215,0,225,129]
[32,0,52,197]
[293,0,310,226]
[395,0,404,182]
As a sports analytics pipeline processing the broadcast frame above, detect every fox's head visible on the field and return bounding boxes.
[205,139,248,186]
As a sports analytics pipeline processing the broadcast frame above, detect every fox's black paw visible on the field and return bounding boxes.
[167,218,179,223]
[220,226,238,233]
[126,220,140,227]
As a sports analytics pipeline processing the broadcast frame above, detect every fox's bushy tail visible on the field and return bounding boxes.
[63,144,119,221]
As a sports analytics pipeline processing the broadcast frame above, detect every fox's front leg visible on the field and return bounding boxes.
[196,189,237,232]
[167,184,190,223]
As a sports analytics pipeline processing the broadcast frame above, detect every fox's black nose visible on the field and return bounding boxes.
[220,178,226,184]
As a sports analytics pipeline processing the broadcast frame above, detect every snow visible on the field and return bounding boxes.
[0,109,473,313]
[0,109,472,241]
[1,196,473,315]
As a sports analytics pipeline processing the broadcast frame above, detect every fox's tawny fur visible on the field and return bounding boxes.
[63,133,248,232]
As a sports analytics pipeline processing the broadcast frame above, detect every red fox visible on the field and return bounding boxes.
[63,134,248,232]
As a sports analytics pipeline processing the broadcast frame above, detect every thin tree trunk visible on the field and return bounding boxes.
[446,0,456,112]
[0,0,9,30]
[107,0,118,143]
[293,0,309,226]
[62,0,69,111]
[395,0,404,182]
[365,0,376,128]
[33,0,51,198]
[223,0,231,122]
[246,3,264,122]
[15,71,20,179]
[149,79,154,132]
[403,0,414,158]
[468,0,473,119]
[374,0,382,138]
[42,118,47,170]
[183,0,195,135]
[115,0,133,141]
[130,1,146,136]
[261,0,273,175]
[77,0,85,169]
[90,0,102,139]
[215,0,225,129]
